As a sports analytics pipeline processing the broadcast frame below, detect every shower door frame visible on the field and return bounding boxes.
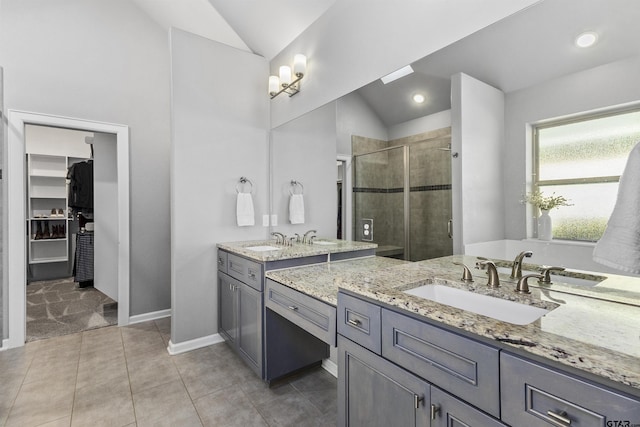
[353,145,411,260]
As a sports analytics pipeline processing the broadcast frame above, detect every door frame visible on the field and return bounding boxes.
[5,110,130,348]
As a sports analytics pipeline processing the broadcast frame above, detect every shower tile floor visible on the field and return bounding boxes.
[26,278,117,342]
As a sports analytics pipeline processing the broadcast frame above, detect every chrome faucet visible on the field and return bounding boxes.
[476,260,500,288]
[511,251,533,279]
[302,229,317,244]
[271,232,285,245]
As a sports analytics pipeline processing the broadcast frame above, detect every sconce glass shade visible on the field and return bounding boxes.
[268,76,280,95]
[293,54,307,77]
[279,66,292,86]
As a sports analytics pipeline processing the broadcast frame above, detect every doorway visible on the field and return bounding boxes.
[6,111,130,348]
[24,125,119,341]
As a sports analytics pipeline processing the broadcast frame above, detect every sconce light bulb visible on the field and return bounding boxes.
[279,66,292,87]
[268,75,279,95]
[293,54,307,77]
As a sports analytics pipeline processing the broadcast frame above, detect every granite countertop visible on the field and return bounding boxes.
[217,239,377,262]
[266,254,640,392]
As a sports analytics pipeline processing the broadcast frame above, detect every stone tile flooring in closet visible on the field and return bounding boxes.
[26,278,117,342]
[0,319,337,427]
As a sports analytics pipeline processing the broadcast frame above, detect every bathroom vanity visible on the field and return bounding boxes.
[216,243,640,426]
[216,239,376,381]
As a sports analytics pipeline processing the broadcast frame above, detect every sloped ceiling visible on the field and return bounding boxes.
[132,0,336,60]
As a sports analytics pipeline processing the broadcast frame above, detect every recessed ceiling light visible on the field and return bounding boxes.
[412,93,425,103]
[575,31,598,48]
[381,65,414,84]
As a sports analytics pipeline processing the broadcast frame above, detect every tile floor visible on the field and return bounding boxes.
[0,319,337,426]
[26,278,117,342]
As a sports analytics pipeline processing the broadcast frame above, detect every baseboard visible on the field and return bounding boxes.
[167,333,225,355]
[322,358,338,378]
[128,309,171,325]
[0,339,9,351]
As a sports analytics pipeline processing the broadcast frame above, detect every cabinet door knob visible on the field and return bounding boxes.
[547,410,571,425]
[288,305,298,311]
[430,404,440,420]
[347,318,361,327]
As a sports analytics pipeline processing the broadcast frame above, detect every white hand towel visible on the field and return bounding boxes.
[593,141,640,274]
[236,193,255,226]
[289,194,305,224]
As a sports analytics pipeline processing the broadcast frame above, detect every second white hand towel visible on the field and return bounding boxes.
[593,141,640,273]
[236,192,255,226]
[289,194,305,224]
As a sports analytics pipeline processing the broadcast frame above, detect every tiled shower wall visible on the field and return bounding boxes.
[353,128,453,261]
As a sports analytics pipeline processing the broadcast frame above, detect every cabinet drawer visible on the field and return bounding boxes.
[501,352,640,427]
[217,249,228,273]
[228,253,263,291]
[337,292,381,354]
[265,279,336,346]
[381,309,500,417]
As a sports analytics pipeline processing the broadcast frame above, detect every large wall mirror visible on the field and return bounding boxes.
[270,0,640,281]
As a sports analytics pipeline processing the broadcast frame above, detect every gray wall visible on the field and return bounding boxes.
[271,102,337,239]
[170,29,269,344]
[336,92,388,157]
[0,0,172,316]
[503,56,640,239]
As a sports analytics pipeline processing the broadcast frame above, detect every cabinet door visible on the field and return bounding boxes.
[237,281,263,376]
[338,335,430,427]
[218,272,237,343]
[431,387,506,427]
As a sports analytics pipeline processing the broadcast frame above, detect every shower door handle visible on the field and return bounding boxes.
[447,219,453,238]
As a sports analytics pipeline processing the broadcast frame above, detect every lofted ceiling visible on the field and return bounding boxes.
[132,0,336,60]
[131,0,639,127]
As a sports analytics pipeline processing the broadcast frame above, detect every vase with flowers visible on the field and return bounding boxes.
[524,191,572,240]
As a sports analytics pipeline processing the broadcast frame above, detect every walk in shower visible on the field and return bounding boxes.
[353,129,453,261]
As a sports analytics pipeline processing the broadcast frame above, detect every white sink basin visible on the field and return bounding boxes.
[312,240,337,245]
[404,284,549,325]
[245,245,281,252]
[495,267,602,287]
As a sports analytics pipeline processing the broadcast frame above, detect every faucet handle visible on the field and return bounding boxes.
[515,274,544,294]
[538,266,566,284]
[476,260,500,288]
[453,262,474,283]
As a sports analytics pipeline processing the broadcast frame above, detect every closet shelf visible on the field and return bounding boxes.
[29,256,68,264]
[30,238,67,243]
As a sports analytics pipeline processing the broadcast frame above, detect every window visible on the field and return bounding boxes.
[533,108,640,242]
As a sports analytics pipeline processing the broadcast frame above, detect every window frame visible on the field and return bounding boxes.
[532,106,640,241]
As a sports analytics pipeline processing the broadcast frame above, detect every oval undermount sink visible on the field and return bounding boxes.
[404,284,549,325]
[245,245,281,252]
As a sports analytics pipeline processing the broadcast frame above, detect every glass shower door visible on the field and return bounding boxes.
[353,146,406,259]
[408,138,453,261]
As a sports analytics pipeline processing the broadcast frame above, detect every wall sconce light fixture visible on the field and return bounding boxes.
[269,54,307,99]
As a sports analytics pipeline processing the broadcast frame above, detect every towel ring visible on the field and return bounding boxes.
[289,180,304,196]
[236,177,254,194]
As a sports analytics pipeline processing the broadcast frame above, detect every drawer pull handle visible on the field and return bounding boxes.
[414,394,423,409]
[430,404,440,420]
[248,272,256,279]
[547,410,571,425]
[218,257,224,265]
[347,319,362,327]
[288,305,298,311]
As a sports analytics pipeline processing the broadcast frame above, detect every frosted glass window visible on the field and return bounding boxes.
[534,109,640,242]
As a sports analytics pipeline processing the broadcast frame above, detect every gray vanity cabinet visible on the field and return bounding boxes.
[217,271,263,377]
[338,335,431,427]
